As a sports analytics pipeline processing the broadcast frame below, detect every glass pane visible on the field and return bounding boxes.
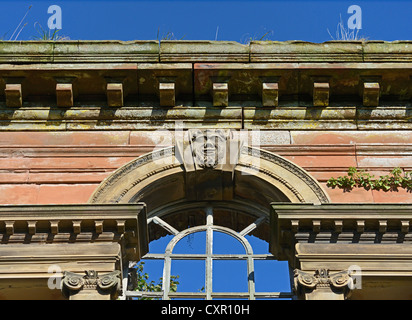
[213,260,248,292]
[148,234,173,254]
[173,231,206,254]
[213,231,245,254]
[171,260,205,293]
[131,259,164,292]
[244,235,269,254]
[254,260,291,292]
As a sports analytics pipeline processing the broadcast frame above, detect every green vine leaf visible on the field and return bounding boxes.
[130,261,180,300]
[327,167,412,192]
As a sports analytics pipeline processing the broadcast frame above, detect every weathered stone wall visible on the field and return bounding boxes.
[0,130,410,205]
[0,40,411,205]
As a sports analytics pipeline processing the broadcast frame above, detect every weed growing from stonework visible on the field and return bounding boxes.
[1,5,70,41]
[156,27,186,41]
[327,14,367,41]
[327,167,412,192]
[129,261,179,300]
[32,22,69,41]
[1,5,32,41]
[241,29,274,44]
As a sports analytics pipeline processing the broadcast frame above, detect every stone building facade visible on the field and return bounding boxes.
[0,40,411,299]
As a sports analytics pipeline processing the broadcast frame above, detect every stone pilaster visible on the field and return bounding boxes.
[62,270,121,300]
[293,268,353,300]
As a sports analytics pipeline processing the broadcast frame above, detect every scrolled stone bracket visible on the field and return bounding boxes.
[62,270,121,299]
[293,268,354,300]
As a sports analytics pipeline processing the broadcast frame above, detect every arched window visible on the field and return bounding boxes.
[125,206,293,300]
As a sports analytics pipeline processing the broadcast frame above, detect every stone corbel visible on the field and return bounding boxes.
[4,77,24,108]
[362,76,381,107]
[55,77,76,107]
[157,77,176,107]
[259,76,280,107]
[56,83,73,107]
[105,77,125,107]
[4,221,14,235]
[211,76,230,107]
[312,76,330,107]
[293,268,353,300]
[107,83,124,107]
[401,220,410,234]
[62,270,121,300]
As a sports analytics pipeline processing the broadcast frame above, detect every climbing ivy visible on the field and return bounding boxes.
[327,167,412,192]
[130,261,179,300]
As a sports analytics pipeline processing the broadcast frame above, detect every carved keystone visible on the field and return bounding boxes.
[56,83,74,107]
[106,83,124,107]
[313,82,330,107]
[5,84,22,108]
[159,82,175,107]
[188,129,230,169]
[363,82,380,106]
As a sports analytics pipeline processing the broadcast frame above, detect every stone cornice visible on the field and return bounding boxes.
[0,41,159,63]
[0,105,409,131]
[0,204,149,261]
[270,203,412,259]
[1,41,412,131]
[2,40,412,63]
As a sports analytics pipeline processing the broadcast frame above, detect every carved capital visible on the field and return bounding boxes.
[62,270,121,299]
[294,268,353,299]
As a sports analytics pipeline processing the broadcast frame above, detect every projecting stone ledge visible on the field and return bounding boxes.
[0,40,411,131]
[2,40,412,63]
[0,204,149,300]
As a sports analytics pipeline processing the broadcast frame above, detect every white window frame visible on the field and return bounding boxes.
[125,206,293,300]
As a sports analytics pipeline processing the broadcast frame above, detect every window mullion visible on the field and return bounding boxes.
[247,255,256,300]
[205,225,213,300]
[205,206,213,300]
[162,254,172,300]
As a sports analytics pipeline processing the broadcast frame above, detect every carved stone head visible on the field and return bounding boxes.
[189,129,228,168]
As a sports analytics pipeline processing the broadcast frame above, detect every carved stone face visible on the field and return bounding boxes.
[190,129,228,168]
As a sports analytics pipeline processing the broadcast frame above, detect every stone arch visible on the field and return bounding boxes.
[89,145,329,207]
[89,130,330,244]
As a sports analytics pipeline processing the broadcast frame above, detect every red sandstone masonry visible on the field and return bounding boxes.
[320,183,375,203]
[0,130,410,204]
[0,131,131,146]
[36,184,99,204]
[0,184,99,205]
[291,131,412,145]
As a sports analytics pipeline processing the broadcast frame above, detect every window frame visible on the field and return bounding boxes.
[125,206,294,300]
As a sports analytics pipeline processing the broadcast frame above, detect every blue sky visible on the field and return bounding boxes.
[1,1,412,42]
[141,232,291,297]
